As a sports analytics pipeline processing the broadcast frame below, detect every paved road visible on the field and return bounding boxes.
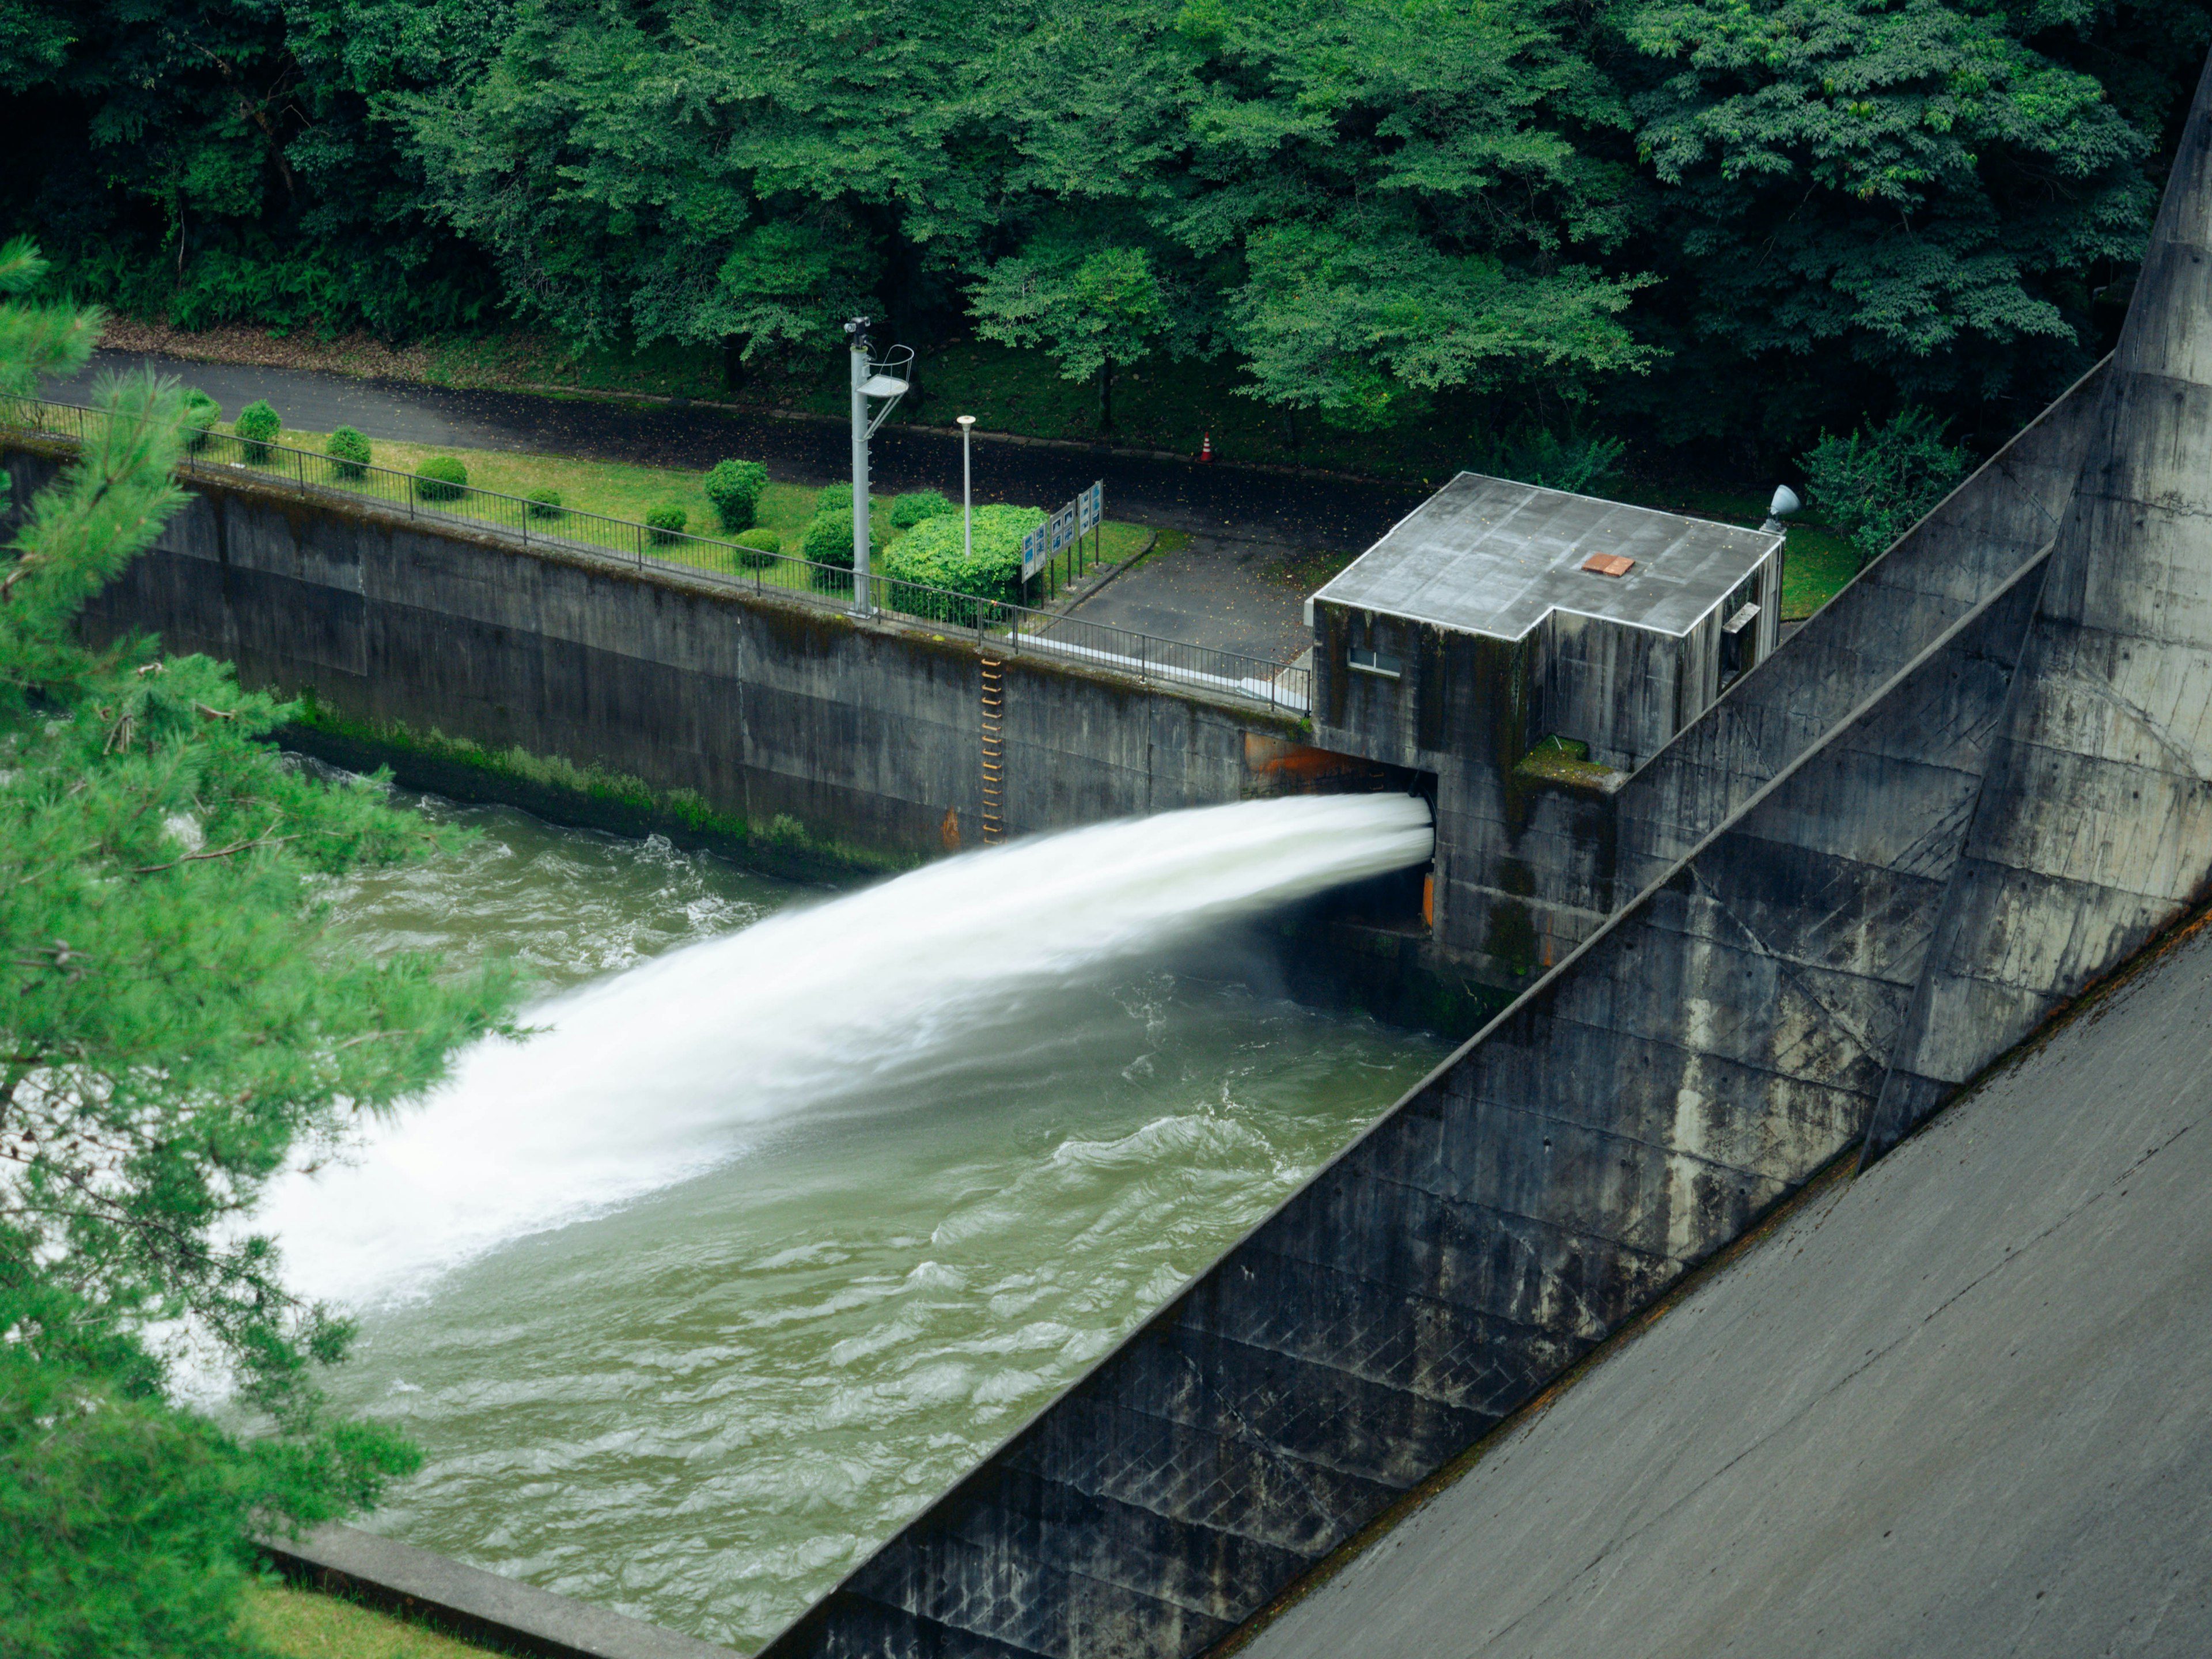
[47,351,1420,552]
[1240,921,2212,1658]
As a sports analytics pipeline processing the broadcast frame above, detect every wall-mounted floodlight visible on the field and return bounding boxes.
[846,316,915,614]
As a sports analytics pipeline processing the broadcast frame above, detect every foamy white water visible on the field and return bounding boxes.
[257,793,1431,1310]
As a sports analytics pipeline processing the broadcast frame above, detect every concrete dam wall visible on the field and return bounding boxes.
[3,448,1311,866]
[751,50,2212,1659]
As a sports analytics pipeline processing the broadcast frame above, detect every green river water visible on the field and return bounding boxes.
[301,790,1448,1649]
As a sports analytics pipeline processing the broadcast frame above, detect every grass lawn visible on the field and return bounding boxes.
[241,1580,502,1658]
[210,421,1154,601]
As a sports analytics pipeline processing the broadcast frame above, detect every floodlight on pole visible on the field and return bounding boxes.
[957,415,976,566]
[845,316,912,615]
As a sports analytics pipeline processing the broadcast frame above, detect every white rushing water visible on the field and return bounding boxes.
[259,793,1433,1311]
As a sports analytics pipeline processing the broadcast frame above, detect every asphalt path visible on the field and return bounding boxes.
[47,351,1422,553]
[1237,918,2212,1658]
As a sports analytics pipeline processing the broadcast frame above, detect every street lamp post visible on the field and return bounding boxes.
[957,414,976,566]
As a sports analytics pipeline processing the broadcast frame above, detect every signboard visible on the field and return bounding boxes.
[1021,480,1107,581]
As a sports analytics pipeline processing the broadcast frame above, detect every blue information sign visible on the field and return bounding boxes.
[1021,480,1107,580]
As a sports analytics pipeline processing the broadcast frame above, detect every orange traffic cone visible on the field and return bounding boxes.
[1199,432,1213,463]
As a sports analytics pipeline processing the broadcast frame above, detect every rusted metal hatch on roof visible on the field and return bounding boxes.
[1581,552,1636,578]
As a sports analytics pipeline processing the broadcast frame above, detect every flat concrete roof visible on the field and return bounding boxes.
[1312,472,1781,641]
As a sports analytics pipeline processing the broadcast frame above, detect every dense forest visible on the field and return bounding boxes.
[3,0,2208,456]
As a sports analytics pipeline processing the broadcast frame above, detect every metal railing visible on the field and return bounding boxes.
[2,396,1312,714]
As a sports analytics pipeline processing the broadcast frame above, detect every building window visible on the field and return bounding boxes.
[1349,647,1403,679]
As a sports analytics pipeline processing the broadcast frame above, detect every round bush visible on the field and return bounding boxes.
[733,527,780,569]
[801,502,882,572]
[414,454,468,502]
[645,503,688,544]
[527,487,564,520]
[325,425,372,480]
[891,489,955,529]
[180,389,219,452]
[234,399,280,464]
[881,503,1044,619]
[703,459,768,533]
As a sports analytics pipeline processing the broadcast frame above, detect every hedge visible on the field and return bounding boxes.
[325,425,372,480]
[704,459,768,533]
[890,490,954,528]
[880,503,1043,608]
[733,527,779,569]
[646,504,687,544]
[414,455,468,501]
[180,389,219,452]
[234,399,279,464]
[801,502,880,570]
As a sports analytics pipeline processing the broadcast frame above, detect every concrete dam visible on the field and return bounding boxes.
[9,48,2212,1659]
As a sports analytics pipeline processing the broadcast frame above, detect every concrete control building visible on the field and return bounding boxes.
[1307,471,1783,988]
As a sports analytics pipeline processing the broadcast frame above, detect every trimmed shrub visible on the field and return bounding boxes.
[733,527,780,569]
[646,503,688,544]
[180,389,219,452]
[881,503,1045,623]
[414,454,468,502]
[234,399,280,464]
[802,502,882,569]
[1800,407,1970,565]
[527,487,563,520]
[703,459,768,533]
[891,489,955,529]
[325,425,372,480]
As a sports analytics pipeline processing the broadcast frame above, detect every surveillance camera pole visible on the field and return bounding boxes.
[846,317,873,611]
[844,316,912,617]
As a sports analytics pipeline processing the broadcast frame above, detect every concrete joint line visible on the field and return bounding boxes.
[1682,861,1890,1078]
[1859,539,2066,1166]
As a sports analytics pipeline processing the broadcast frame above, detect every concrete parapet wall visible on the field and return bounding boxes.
[5,448,1302,864]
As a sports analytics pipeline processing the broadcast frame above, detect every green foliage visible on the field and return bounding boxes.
[702,459,768,533]
[2,0,2206,451]
[0,248,517,1656]
[645,503,687,542]
[881,505,1044,615]
[181,388,221,452]
[0,237,96,397]
[235,399,281,464]
[1800,407,1970,560]
[325,425,372,480]
[890,490,955,529]
[413,454,468,501]
[733,527,781,568]
[802,502,880,571]
[1476,427,1627,496]
[527,486,563,519]
[972,243,1168,427]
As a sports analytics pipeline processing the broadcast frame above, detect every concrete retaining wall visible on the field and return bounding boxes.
[1,448,1305,866]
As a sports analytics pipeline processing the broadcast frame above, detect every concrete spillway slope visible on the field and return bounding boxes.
[755,50,2212,1659]
[1237,915,2212,1659]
